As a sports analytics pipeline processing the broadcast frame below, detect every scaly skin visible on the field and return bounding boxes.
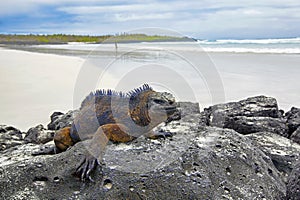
[53,84,181,181]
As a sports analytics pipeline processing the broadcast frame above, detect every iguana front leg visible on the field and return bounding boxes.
[75,126,108,182]
[75,123,135,181]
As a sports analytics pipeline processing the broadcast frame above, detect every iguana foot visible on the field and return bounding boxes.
[75,154,100,182]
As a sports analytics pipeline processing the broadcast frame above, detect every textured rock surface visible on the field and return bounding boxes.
[0,125,23,151]
[47,110,78,130]
[0,142,53,167]
[200,96,289,137]
[290,127,300,144]
[285,107,300,136]
[246,132,300,182]
[0,103,286,200]
[203,95,280,120]
[225,116,288,136]
[286,160,300,200]
[24,124,55,144]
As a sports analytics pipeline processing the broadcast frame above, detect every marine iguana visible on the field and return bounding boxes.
[51,84,181,181]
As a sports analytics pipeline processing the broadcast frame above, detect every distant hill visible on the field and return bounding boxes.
[0,34,191,45]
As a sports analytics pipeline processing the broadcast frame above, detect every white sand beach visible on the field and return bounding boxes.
[209,52,300,110]
[0,48,83,131]
[1,46,300,131]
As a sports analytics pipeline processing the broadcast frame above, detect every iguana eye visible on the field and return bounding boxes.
[153,99,166,105]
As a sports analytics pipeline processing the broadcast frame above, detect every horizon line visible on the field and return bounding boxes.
[0,32,300,41]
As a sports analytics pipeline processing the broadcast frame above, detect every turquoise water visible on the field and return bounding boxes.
[197,38,300,54]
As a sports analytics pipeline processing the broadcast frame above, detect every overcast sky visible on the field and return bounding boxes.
[1,0,300,39]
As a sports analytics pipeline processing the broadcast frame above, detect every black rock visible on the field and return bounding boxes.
[200,96,289,136]
[204,95,280,120]
[290,127,300,144]
[0,103,286,199]
[24,124,55,144]
[47,110,78,130]
[246,132,300,182]
[286,160,300,200]
[225,116,288,136]
[0,125,23,151]
[285,107,300,136]
[50,111,64,122]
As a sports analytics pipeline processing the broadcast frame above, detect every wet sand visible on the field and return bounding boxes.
[209,52,300,110]
[0,48,82,131]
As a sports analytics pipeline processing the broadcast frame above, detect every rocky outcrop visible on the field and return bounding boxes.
[290,127,300,144]
[200,96,289,137]
[0,102,287,200]
[1,98,300,199]
[202,95,280,120]
[246,132,300,182]
[285,107,300,137]
[224,116,287,136]
[199,96,300,182]
[47,110,78,130]
[0,125,23,151]
[286,160,300,200]
[24,124,55,144]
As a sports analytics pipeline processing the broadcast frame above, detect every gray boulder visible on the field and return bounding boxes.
[285,107,300,136]
[200,96,289,136]
[225,116,288,136]
[47,110,78,130]
[286,160,300,200]
[246,132,300,182]
[0,125,23,151]
[0,103,286,199]
[203,95,280,120]
[24,124,55,144]
[290,126,300,144]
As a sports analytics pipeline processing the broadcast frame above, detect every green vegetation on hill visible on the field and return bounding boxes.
[0,33,190,44]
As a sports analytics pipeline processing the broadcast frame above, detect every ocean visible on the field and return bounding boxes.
[29,37,300,55]
[197,38,300,54]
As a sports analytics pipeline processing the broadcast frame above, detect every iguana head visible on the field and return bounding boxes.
[129,84,181,128]
[147,91,181,124]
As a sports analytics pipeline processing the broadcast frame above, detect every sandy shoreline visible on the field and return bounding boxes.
[1,46,300,131]
[209,52,300,108]
[0,48,83,131]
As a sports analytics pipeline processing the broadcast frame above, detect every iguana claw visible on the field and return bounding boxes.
[75,155,100,182]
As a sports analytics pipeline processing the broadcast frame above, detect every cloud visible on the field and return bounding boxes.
[114,13,174,22]
[1,0,300,39]
[0,0,133,16]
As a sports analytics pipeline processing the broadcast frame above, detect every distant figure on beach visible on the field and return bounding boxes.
[115,41,118,56]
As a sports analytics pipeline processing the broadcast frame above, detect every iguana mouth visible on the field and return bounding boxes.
[164,106,178,115]
[163,105,181,123]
